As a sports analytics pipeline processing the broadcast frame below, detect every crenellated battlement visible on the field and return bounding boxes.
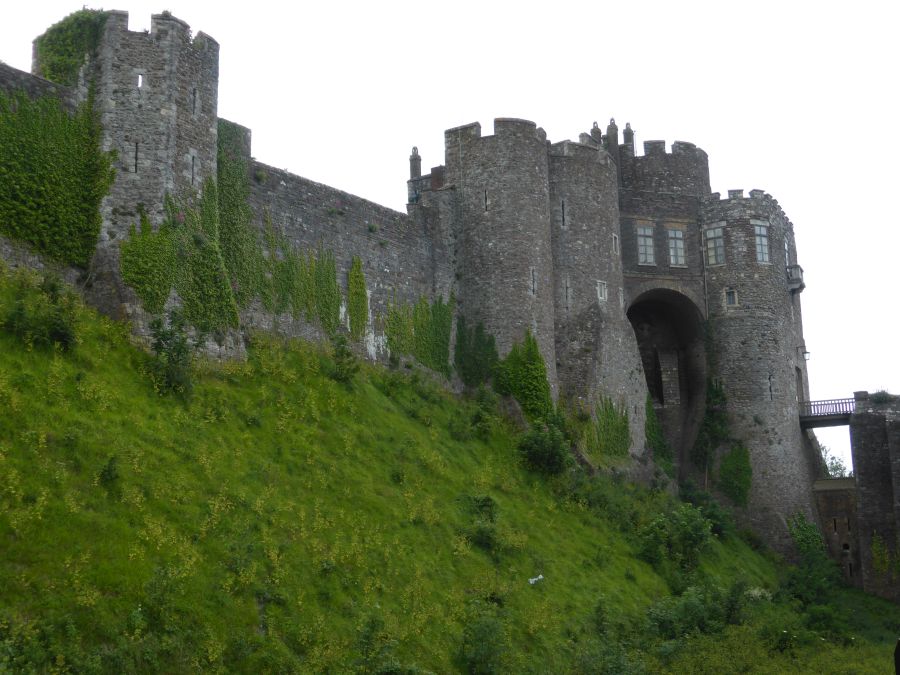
[618,136,710,198]
[703,188,793,229]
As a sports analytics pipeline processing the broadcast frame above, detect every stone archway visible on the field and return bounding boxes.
[626,288,707,476]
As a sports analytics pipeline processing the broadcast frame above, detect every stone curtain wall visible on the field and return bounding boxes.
[702,190,820,549]
[0,62,75,108]
[245,160,449,354]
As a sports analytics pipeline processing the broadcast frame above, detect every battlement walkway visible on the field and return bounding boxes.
[799,398,855,429]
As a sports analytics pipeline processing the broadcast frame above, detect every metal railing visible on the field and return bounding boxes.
[798,398,855,417]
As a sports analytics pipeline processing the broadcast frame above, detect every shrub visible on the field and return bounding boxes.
[454,316,498,388]
[346,256,368,341]
[637,503,711,570]
[148,310,192,399]
[494,331,552,422]
[645,396,671,474]
[33,9,109,85]
[785,513,840,606]
[518,424,569,475]
[1,272,78,351]
[329,333,359,386]
[459,608,505,674]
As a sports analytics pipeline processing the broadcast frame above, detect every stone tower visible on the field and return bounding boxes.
[84,10,220,315]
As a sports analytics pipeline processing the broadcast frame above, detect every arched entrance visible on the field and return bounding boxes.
[627,289,707,476]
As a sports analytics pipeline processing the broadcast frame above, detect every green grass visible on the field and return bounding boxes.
[0,266,897,673]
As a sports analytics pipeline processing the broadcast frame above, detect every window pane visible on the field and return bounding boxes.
[668,229,685,266]
[755,224,769,263]
[637,226,655,264]
[705,227,724,265]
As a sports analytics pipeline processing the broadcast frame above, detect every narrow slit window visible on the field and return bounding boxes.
[564,276,570,313]
[137,74,143,88]
[849,562,853,577]
[596,280,608,302]
[613,234,619,255]
[191,156,196,186]
[847,517,851,532]
[561,200,566,228]
[192,88,198,114]
[134,142,139,173]
[530,267,536,296]
[483,190,488,212]
[833,518,837,533]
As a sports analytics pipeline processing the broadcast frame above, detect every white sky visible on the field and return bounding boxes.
[4,1,899,469]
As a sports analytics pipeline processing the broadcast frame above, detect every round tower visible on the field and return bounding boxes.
[701,189,818,551]
[444,118,558,395]
[87,10,219,314]
[548,139,648,451]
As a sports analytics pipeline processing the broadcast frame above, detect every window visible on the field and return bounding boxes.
[705,226,725,265]
[529,266,536,296]
[725,288,737,306]
[754,222,770,263]
[596,280,608,302]
[667,229,685,266]
[137,73,143,88]
[784,238,790,266]
[637,225,655,265]
[612,234,619,255]
[561,200,566,228]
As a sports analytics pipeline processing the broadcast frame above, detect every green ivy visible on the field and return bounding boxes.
[645,396,673,476]
[315,248,341,336]
[217,120,263,309]
[346,256,368,341]
[119,210,175,314]
[0,91,115,266]
[384,301,414,356]
[454,316,498,388]
[33,9,109,86]
[718,443,752,507]
[494,331,552,422]
[691,379,729,470]
[584,397,631,461]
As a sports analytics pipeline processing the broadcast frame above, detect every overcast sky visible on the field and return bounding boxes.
[4,1,899,468]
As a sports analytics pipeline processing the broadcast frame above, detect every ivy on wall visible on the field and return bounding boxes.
[217,120,263,310]
[718,443,752,507]
[346,256,368,341]
[315,248,341,336]
[384,295,454,376]
[119,211,175,314]
[691,379,729,470]
[494,331,552,422]
[120,185,239,332]
[454,316,498,388]
[583,397,631,461]
[33,9,109,86]
[0,92,115,266]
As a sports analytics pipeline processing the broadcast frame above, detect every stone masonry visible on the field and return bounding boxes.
[1,10,854,555]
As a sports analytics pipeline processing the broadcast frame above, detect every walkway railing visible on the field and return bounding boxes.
[799,398,856,417]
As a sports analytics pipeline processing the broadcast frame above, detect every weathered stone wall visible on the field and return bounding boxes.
[84,10,220,320]
[244,158,448,358]
[549,140,648,456]
[850,393,900,602]
[0,62,75,107]
[813,478,862,586]
[619,139,711,197]
[702,190,821,550]
[441,119,559,396]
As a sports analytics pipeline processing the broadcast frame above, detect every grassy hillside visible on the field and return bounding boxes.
[0,265,896,673]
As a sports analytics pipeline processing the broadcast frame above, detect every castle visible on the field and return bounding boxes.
[1,10,897,601]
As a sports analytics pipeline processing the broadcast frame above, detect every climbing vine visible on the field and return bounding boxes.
[217,120,263,309]
[346,256,368,341]
[315,248,341,335]
[690,379,729,470]
[119,210,175,314]
[33,9,109,86]
[0,91,115,266]
[494,331,553,422]
[384,295,454,376]
[583,397,631,461]
[384,301,414,356]
[454,316,498,387]
[717,443,752,507]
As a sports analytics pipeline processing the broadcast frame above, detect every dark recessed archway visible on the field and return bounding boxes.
[627,289,707,476]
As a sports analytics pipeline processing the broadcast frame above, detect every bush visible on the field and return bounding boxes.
[459,609,505,674]
[148,310,192,399]
[718,443,752,507]
[785,513,840,606]
[494,331,552,422]
[329,333,359,386]
[1,272,78,351]
[518,424,569,475]
[637,503,711,570]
